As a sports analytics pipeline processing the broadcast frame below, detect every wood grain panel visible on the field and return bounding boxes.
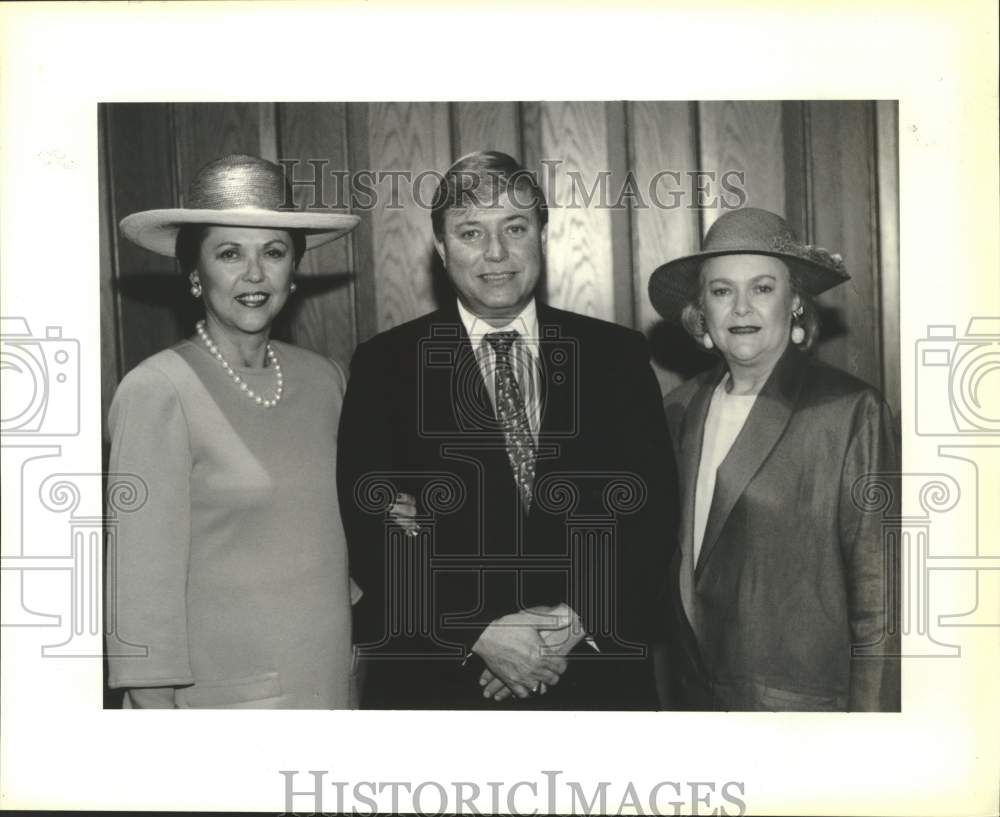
[258,102,279,162]
[605,101,634,328]
[106,104,187,375]
[275,102,356,370]
[101,100,895,419]
[807,101,881,389]
[173,103,262,200]
[452,102,519,159]
[346,103,378,345]
[98,106,120,446]
[875,100,901,419]
[360,102,451,331]
[519,101,543,174]
[697,101,785,231]
[782,101,812,244]
[537,101,615,321]
[628,101,706,396]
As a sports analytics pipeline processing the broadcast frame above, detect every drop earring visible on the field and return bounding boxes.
[190,279,202,298]
[289,282,297,294]
[791,305,805,344]
[699,314,714,350]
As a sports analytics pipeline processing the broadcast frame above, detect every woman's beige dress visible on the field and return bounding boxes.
[106,338,353,708]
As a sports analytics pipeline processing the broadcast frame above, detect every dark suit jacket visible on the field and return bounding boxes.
[662,346,901,711]
[337,301,678,709]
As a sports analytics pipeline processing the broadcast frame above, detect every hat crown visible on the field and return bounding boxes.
[185,154,295,211]
[702,207,797,254]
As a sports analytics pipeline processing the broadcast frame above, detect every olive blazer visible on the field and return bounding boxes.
[662,345,900,711]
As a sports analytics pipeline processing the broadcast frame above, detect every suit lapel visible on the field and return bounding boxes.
[534,316,569,424]
[533,306,573,483]
[694,347,806,582]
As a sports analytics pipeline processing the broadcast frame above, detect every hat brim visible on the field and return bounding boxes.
[120,208,361,258]
[648,248,851,322]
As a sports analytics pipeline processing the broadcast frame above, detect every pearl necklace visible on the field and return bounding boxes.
[195,320,284,408]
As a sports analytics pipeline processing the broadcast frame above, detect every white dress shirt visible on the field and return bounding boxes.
[456,298,542,438]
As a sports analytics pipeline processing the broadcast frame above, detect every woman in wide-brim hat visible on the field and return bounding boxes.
[650,207,900,712]
[107,154,363,709]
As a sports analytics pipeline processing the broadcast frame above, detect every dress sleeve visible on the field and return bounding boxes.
[105,362,195,696]
[839,391,901,711]
[324,355,363,608]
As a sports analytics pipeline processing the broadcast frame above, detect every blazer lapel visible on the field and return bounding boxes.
[677,365,724,634]
[694,347,806,581]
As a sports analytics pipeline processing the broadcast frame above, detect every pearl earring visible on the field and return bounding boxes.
[702,333,714,350]
[289,282,297,294]
[190,280,202,298]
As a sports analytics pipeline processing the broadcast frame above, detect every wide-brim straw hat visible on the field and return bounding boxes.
[119,154,360,257]
[648,207,850,322]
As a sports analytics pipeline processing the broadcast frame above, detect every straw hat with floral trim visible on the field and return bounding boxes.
[648,207,850,322]
[119,153,359,257]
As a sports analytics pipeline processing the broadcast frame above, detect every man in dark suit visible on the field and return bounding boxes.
[337,151,677,709]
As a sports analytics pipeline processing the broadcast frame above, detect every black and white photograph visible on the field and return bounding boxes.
[100,100,901,713]
[1,2,997,815]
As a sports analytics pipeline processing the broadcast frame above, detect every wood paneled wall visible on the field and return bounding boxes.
[100,100,900,439]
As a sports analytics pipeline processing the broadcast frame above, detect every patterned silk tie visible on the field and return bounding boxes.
[484,331,537,510]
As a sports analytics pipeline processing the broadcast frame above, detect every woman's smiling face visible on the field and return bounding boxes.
[700,253,800,376]
[192,226,295,342]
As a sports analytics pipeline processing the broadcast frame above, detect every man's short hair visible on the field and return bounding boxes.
[431,150,548,240]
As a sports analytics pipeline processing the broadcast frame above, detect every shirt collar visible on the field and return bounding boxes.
[456,298,540,358]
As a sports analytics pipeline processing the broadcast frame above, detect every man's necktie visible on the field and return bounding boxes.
[484,331,536,510]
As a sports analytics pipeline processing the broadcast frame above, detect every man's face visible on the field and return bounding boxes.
[434,187,546,326]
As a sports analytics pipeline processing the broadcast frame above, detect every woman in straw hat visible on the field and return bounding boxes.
[649,207,899,711]
[107,154,361,708]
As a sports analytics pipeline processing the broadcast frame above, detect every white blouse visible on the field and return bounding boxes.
[692,376,758,564]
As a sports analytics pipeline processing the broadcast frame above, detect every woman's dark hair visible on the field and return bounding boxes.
[175,224,307,276]
[679,258,821,352]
